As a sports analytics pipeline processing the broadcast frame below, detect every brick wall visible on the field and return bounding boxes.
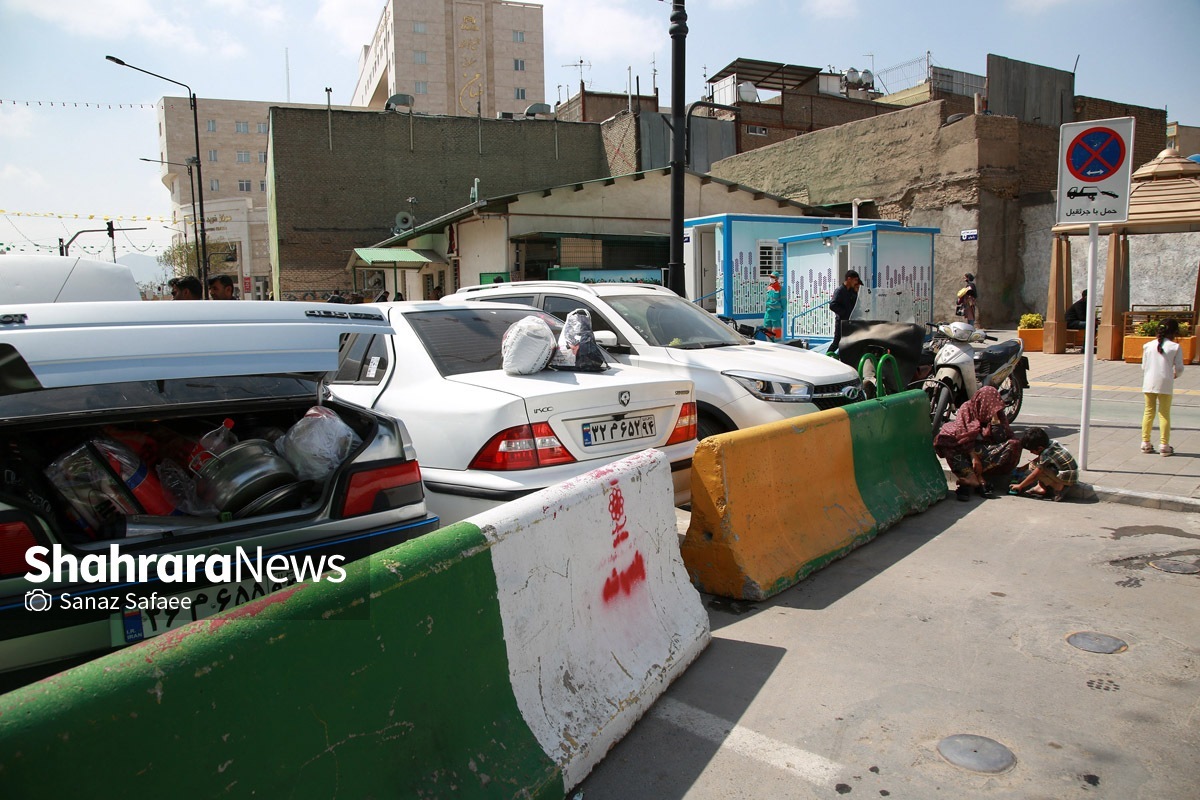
[600,111,639,176]
[1074,97,1167,171]
[269,107,610,296]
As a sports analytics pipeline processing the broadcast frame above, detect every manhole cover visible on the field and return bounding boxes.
[936,734,1016,773]
[1067,632,1128,654]
[1148,559,1200,574]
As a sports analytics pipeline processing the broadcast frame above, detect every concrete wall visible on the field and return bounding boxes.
[268,107,609,297]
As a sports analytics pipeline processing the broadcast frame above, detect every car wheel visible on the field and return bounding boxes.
[697,415,730,441]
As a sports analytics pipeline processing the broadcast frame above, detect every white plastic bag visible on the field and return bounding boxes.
[276,406,362,481]
[501,315,556,375]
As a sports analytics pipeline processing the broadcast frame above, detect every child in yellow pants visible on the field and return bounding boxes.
[1141,319,1185,456]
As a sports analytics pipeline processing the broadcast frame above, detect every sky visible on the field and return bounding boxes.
[2,0,1198,269]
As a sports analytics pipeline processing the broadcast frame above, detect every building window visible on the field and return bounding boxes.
[260,180,267,192]
[235,121,249,134]
[514,87,526,100]
[514,58,525,71]
[236,150,251,163]
[757,241,782,278]
[413,21,425,33]
[210,178,219,192]
[513,30,524,42]
[415,81,429,95]
[208,149,218,162]
[258,151,267,163]
[206,119,216,132]
[747,125,768,136]
[257,122,269,134]
[238,179,251,192]
[414,51,427,65]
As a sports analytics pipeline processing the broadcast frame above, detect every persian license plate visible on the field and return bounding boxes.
[582,414,656,446]
[110,572,297,646]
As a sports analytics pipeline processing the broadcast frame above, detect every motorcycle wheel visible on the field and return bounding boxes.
[930,382,955,435]
[1000,374,1023,423]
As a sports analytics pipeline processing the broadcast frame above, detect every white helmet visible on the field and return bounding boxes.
[948,321,975,341]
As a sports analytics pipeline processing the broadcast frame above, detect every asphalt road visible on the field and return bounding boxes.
[577,495,1200,799]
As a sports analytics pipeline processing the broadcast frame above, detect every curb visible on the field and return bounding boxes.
[942,469,1200,513]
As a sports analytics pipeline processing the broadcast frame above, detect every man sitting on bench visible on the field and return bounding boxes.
[1065,290,1098,331]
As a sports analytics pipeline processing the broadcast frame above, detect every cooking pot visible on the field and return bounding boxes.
[196,439,298,514]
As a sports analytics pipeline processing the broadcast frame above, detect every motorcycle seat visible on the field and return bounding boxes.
[974,339,1022,367]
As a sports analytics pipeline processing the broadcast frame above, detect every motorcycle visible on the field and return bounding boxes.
[920,321,1029,434]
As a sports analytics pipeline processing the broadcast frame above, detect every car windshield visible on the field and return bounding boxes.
[407,307,566,377]
[0,376,317,424]
[605,294,747,348]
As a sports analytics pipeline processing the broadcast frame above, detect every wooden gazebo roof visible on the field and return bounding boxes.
[1053,148,1200,236]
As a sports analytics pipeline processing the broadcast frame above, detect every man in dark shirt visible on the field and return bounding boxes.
[1065,290,1088,330]
[829,269,862,353]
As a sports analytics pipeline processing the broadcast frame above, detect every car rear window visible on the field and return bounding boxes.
[406,307,562,377]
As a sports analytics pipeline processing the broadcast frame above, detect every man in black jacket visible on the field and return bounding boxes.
[829,270,862,353]
[1065,290,1088,330]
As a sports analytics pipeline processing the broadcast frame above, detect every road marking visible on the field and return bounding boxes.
[650,697,844,788]
[1031,381,1200,396]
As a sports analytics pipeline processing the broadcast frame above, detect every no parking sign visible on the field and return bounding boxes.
[1056,117,1134,224]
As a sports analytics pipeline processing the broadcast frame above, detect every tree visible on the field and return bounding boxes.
[158,237,231,279]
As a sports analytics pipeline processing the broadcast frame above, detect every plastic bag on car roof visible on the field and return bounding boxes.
[551,308,607,372]
[501,315,557,375]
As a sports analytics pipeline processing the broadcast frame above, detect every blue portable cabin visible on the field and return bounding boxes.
[779,222,939,344]
[683,212,861,321]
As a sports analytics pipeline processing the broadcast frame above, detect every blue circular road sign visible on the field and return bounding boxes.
[1066,127,1126,182]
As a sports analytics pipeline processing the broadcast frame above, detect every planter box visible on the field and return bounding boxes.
[1124,335,1197,364]
[1017,327,1043,351]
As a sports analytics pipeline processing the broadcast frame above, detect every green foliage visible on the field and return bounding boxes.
[1018,313,1044,329]
[1135,319,1191,337]
[158,237,231,279]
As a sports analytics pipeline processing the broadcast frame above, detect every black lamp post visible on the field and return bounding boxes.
[666,1,687,297]
[139,157,202,278]
[107,55,209,297]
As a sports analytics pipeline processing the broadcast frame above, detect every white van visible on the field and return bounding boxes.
[0,255,141,302]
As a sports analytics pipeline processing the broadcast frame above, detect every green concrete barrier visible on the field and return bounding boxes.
[0,449,709,798]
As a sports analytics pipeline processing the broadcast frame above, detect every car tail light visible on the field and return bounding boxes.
[0,516,39,578]
[339,460,423,518]
[469,423,577,471]
[665,402,698,445]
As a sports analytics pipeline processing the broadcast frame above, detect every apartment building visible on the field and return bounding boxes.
[352,0,545,117]
[156,96,331,299]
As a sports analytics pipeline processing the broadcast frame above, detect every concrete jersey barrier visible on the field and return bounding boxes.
[681,390,945,600]
[0,449,709,798]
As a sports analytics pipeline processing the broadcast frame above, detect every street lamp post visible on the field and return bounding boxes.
[666,1,687,297]
[139,157,202,278]
[107,55,209,298]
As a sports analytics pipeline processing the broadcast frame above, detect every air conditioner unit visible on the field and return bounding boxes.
[496,111,516,120]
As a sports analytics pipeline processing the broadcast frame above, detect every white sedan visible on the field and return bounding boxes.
[329,301,697,525]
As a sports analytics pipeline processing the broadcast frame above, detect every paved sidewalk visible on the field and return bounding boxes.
[993,328,1200,510]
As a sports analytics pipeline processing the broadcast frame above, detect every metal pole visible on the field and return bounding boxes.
[1079,222,1099,469]
[667,1,687,297]
[186,161,201,278]
[190,92,209,297]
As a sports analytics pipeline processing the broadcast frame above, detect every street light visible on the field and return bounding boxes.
[139,157,201,278]
[106,55,209,297]
[664,1,687,297]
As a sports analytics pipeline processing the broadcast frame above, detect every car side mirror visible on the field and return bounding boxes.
[594,330,619,348]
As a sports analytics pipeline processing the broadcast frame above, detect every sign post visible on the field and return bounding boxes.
[1055,117,1134,470]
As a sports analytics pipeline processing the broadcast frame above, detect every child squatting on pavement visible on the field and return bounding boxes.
[1009,426,1079,502]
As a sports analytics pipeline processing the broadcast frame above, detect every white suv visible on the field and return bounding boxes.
[455,282,862,438]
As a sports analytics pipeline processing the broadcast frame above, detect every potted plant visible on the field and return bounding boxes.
[1017,313,1044,351]
[1123,319,1196,364]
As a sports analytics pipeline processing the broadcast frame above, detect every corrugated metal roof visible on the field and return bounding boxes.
[351,247,444,265]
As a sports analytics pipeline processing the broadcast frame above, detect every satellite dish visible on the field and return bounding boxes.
[845,68,860,87]
[394,211,415,232]
[737,82,759,103]
[524,103,552,117]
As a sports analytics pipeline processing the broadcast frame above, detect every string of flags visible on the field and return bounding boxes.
[0,99,161,110]
[1,210,172,223]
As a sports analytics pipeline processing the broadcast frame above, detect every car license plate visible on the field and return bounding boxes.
[109,572,298,646]
[582,414,656,446]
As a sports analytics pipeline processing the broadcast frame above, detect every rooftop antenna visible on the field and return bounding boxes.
[563,58,591,87]
[651,54,658,94]
[285,47,291,102]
